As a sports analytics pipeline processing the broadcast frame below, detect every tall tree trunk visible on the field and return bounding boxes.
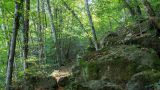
[142,0,160,35]
[41,0,47,63]
[85,0,99,50]
[37,0,44,62]
[6,0,23,90]
[47,0,57,42]
[23,0,30,89]
[23,0,30,69]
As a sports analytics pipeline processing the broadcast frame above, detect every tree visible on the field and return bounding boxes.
[85,0,99,50]
[22,0,30,89]
[62,0,93,47]
[142,0,160,35]
[23,0,30,69]
[6,0,23,90]
[37,0,44,62]
[47,0,57,42]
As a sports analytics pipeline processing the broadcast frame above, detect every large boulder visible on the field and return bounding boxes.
[126,70,160,90]
[76,45,160,88]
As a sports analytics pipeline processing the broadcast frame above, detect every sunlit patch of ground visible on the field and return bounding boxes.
[51,67,71,81]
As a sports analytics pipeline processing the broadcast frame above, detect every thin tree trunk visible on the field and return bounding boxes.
[62,1,93,46]
[85,0,99,50]
[6,0,22,90]
[41,0,47,63]
[23,0,30,89]
[23,0,30,69]
[37,0,44,62]
[47,0,57,42]
[63,1,87,34]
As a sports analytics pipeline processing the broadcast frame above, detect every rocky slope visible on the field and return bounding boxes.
[63,21,160,90]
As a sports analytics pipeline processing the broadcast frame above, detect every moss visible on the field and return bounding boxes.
[127,70,160,90]
[135,70,160,83]
[74,45,160,89]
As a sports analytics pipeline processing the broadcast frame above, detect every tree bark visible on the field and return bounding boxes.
[142,0,160,35]
[85,0,99,50]
[47,0,57,42]
[37,0,44,62]
[23,0,30,69]
[41,0,47,63]
[6,0,23,90]
[22,0,30,89]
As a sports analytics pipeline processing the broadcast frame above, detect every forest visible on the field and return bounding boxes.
[0,0,160,90]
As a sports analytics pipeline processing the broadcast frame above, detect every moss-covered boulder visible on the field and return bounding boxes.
[126,70,160,90]
[65,80,122,90]
[12,75,58,90]
[75,45,160,88]
[27,76,57,90]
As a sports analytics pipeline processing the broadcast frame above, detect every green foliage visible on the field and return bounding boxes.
[0,0,160,89]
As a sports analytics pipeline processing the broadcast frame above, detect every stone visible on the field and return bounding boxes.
[58,76,69,87]
[126,71,160,90]
[77,80,122,90]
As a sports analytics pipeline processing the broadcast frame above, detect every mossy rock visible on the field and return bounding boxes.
[77,80,122,90]
[65,80,122,90]
[126,70,160,90]
[12,76,58,90]
[77,45,160,87]
[27,76,57,90]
